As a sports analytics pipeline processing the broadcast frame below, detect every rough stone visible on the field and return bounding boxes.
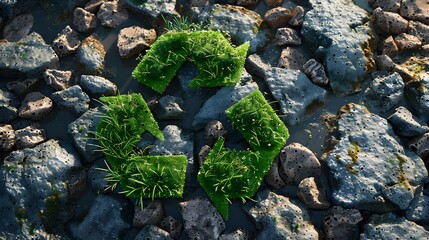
[372,7,409,35]
[0,32,59,79]
[68,107,106,163]
[97,1,128,28]
[400,0,429,25]
[324,104,428,212]
[369,0,400,12]
[387,106,429,137]
[264,7,290,29]
[80,75,117,97]
[204,120,227,146]
[190,0,211,7]
[394,33,422,50]
[264,67,327,125]
[3,13,33,42]
[73,7,98,32]
[0,88,19,108]
[302,0,375,96]
[14,125,46,149]
[422,44,429,56]
[6,78,38,96]
[0,0,37,18]
[382,184,415,210]
[219,229,252,240]
[88,158,110,193]
[381,36,399,58]
[0,124,15,151]
[133,200,164,227]
[277,47,307,71]
[375,54,414,81]
[179,197,225,240]
[405,73,429,120]
[406,187,429,223]
[275,27,301,46]
[160,216,183,239]
[409,132,429,162]
[264,157,286,189]
[360,213,429,239]
[135,225,173,240]
[303,58,329,85]
[288,6,305,26]
[156,95,186,120]
[363,72,404,113]
[244,190,319,239]
[18,92,53,120]
[43,69,74,91]
[297,177,330,209]
[323,206,362,240]
[76,36,106,74]
[198,145,211,166]
[51,85,90,116]
[263,0,282,7]
[84,0,105,12]
[124,0,179,23]
[245,53,271,78]
[408,20,429,45]
[117,26,156,58]
[236,0,258,7]
[69,195,129,239]
[52,25,81,57]
[0,105,18,123]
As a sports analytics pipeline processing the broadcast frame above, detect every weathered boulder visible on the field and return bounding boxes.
[124,0,178,23]
[297,177,330,209]
[372,7,409,34]
[73,7,98,32]
[51,85,90,116]
[264,7,290,29]
[76,36,106,74]
[323,206,362,240]
[275,27,301,46]
[387,106,429,137]
[303,58,329,85]
[380,36,399,58]
[97,1,128,28]
[400,0,429,25]
[117,26,156,58]
[156,95,186,120]
[14,125,46,149]
[363,72,404,113]
[160,216,183,239]
[18,92,53,120]
[133,200,164,227]
[408,21,429,45]
[405,73,429,121]
[6,78,38,96]
[43,69,74,91]
[87,158,110,193]
[368,0,400,12]
[3,13,33,42]
[52,25,81,57]
[277,47,307,71]
[79,75,117,97]
[0,0,37,18]
[406,187,429,223]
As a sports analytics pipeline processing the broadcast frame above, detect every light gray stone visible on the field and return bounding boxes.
[400,0,429,25]
[6,78,38,96]
[264,157,286,189]
[0,88,19,108]
[124,0,179,23]
[406,187,429,223]
[3,13,33,42]
[245,53,271,78]
[243,190,318,240]
[408,21,429,45]
[409,132,429,161]
[180,197,225,240]
[382,184,415,210]
[43,69,74,91]
[394,33,422,50]
[80,75,117,97]
[73,7,98,32]
[133,200,164,227]
[135,225,173,240]
[297,177,330,209]
[405,73,429,121]
[76,36,106,74]
[117,26,156,58]
[198,145,211,166]
[369,0,400,12]
[14,125,46,149]
[387,106,429,137]
[324,104,428,212]
[303,59,329,85]
[52,85,90,116]
[156,95,185,120]
[375,54,414,82]
[18,92,53,120]
[52,25,81,57]
[323,206,362,240]
[275,27,301,46]
[97,1,128,28]
[277,47,307,71]
[88,159,110,193]
[363,72,404,113]
[219,229,252,240]
[0,124,15,151]
[160,216,182,239]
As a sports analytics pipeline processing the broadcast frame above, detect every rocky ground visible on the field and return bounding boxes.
[0,0,429,239]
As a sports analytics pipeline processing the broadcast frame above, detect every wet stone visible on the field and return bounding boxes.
[405,187,429,223]
[73,7,98,32]
[382,184,414,210]
[400,0,429,25]
[404,73,429,120]
[0,105,18,123]
[124,0,179,23]
[97,1,128,28]
[68,170,87,199]
[133,200,164,227]
[0,0,37,18]
[408,21,429,45]
[264,157,286,189]
[43,69,74,91]
[88,158,110,193]
[3,13,33,42]
[117,26,156,58]
[84,0,105,12]
[18,92,53,120]
[76,36,106,74]
[288,6,305,27]
[363,72,404,113]
[14,125,46,149]
[204,120,227,146]
[394,33,422,50]
[80,75,117,97]
[372,7,409,35]
[179,197,225,240]
[52,25,81,57]
[160,216,183,239]
[6,78,38,96]
[0,88,19,108]
[0,124,15,151]
[303,58,329,85]
[51,85,90,116]
[245,53,271,78]
[297,177,330,209]
[277,47,307,71]
[380,36,399,58]
[198,145,211,166]
[264,7,290,29]
[323,206,362,240]
[275,27,301,46]
[156,95,186,120]
[135,225,173,240]
[387,106,429,137]
[368,0,400,12]
[409,132,429,162]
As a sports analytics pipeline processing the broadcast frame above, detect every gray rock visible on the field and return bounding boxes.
[52,85,90,116]
[192,81,258,129]
[0,32,59,79]
[422,44,429,56]
[368,0,400,12]
[243,190,318,239]
[277,47,307,71]
[405,73,429,121]
[84,0,105,12]
[3,13,33,42]
[0,88,19,108]
[160,216,183,239]
[68,107,106,163]
[380,36,399,58]
[14,125,46,149]
[406,187,429,223]
[198,145,211,166]
[360,213,429,239]
[0,124,15,151]
[297,177,330,209]
[18,92,53,120]
[179,197,226,240]
[264,157,286,189]
[375,54,414,82]
[0,0,37,18]
[97,1,128,28]
[400,0,429,25]
[43,69,74,91]
[288,6,305,27]
[80,75,117,97]
[303,58,329,85]
[69,195,129,240]
[68,169,87,199]
[76,36,106,74]
[124,0,178,23]
[176,61,210,101]
[302,0,375,96]
[0,139,81,238]
[133,200,164,227]
[372,7,409,34]
[275,27,301,46]
[6,78,38,95]
[264,67,327,125]
[190,4,266,53]
[363,72,404,113]
[387,106,429,137]
[52,25,81,57]
[323,206,362,240]
[264,7,290,29]
[73,7,98,32]
[408,21,429,45]
[409,132,429,161]
[219,229,252,240]
[204,120,227,146]
[382,184,415,210]
[263,0,282,7]
[156,95,186,120]
[245,53,271,78]
[117,26,156,58]
[324,104,428,212]
[394,33,422,50]
[135,225,173,240]
[88,158,110,193]
[0,105,18,123]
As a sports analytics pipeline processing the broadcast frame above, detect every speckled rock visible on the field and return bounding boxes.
[360,213,429,239]
[236,0,258,6]
[124,0,179,23]
[14,125,46,149]
[198,145,211,166]
[324,104,428,212]
[133,200,164,227]
[6,78,38,96]
[88,159,110,193]
[0,88,19,108]
[363,72,404,113]
[302,0,375,96]
[18,92,53,120]
[381,36,399,58]
[97,1,128,28]
[117,26,156,58]
[405,73,429,120]
[68,107,106,163]
[303,59,329,85]
[408,21,429,45]
[375,54,414,81]
[264,7,290,29]
[0,0,37,18]
[422,44,429,56]
[73,7,98,32]
[0,105,18,123]
[43,69,74,91]
[190,0,210,7]
[323,206,362,240]
[244,190,318,239]
[394,33,422,50]
[263,0,281,7]
[400,0,429,25]
[68,169,87,199]
[80,75,117,97]
[409,132,429,161]
[160,216,183,239]
[84,0,105,12]
[368,0,400,12]
[406,187,429,223]
[76,36,106,74]
[288,6,304,26]
[0,124,15,151]
[3,13,33,42]
[0,32,59,78]
[52,85,90,116]
[264,157,286,189]
[52,25,81,57]
[69,195,129,240]
[372,7,409,34]
[275,27,301,46]
[204,120,227,146]
[156,95,186,120]
[180,197,225,240]
[297,177,330,209]
[387,106,429,137]
[264,68,327,125]
[219,229,252,240]
[245,53,271,78]
[382,184,415,210]
[277,47,307,71]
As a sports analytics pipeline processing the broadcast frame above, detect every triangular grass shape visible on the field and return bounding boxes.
[132,30,249,93]
[198,89,289,219]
